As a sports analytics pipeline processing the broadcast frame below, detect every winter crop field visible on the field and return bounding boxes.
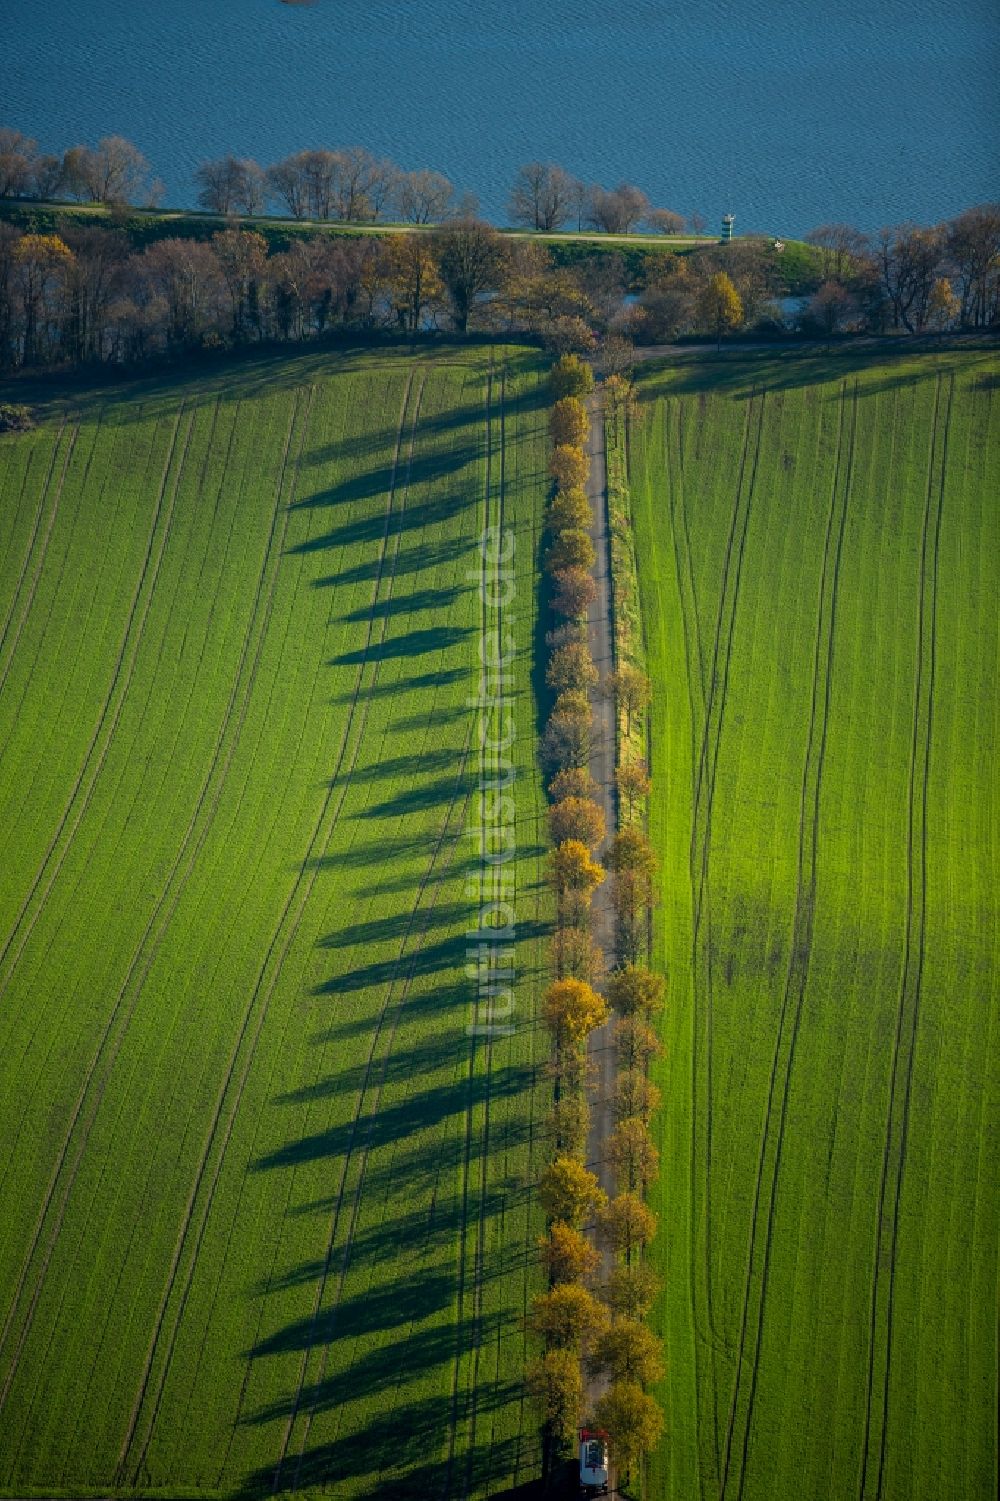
[630,348,1000,1501]
[0,344,550,1499]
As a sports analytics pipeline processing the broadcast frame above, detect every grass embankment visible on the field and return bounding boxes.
[629,348,1000,1501]
[0,343,550,1499]
[0,200,822,293]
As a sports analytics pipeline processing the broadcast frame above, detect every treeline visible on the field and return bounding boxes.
[528,355,664,1484]
[0,126,697,235]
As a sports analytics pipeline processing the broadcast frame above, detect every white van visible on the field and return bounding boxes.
[578,1427,610,1495]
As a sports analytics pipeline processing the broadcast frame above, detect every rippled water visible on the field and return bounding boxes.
[6,0,998,233]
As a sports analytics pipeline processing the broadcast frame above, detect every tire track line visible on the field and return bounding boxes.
[118,371,421,1485]
[859,374,952,1501]
[0,408,190,1000]
[719,383,857,1501]
[0,410,191,1402]
[686,393,764,1479]
[0,418,68,686]
[463,357,504,1498]
[0,396,308,1423]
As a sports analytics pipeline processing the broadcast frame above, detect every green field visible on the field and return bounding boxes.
[630,349,1000,1501]
[0,344,550,1498]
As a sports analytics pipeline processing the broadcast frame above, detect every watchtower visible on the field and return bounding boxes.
[721,213,735,243]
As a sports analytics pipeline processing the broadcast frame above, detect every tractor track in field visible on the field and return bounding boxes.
[0,394,311,1428]
[859,374,952,1501]
[719,382,858,1501]
[118,371,425,1487]
[0,407,190,1005]
[0,418,71,694]
[462,358,505,1501]
[0,410,192,1409]
[684,392,763,1480]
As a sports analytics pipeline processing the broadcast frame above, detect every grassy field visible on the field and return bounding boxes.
[628,348,1000,1501]
[0,342,550,1498]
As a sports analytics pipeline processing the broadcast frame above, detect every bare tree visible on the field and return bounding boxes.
[877,223,946,331]
[90,136,152,205]
[946,203,1000,327]
[267,154,310,218]
[646,208,685,235]
[509,162,576,232]
[395,168,454,223]
[588,183,649,235]
[805,223,868,281]
[195,156,246,215]
[0,128,37,198]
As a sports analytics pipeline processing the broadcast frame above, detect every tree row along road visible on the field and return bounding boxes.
[583,389,619,1493]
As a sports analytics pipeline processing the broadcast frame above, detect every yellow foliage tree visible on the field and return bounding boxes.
[594,1379,665,1474]
[549,443,589,490]
[542,1220,602,1284]
[529,1281,609,1350]
[550,395,589,447]
[549,796,606,849]
[527,1349,582,1446]
[589,1318,665,1387]
[538,1154,607,1225]
[544,977,611,1047]
[598,1191,657,1260]
[697,270,743,345]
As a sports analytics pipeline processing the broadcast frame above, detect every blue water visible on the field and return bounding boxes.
[5,0,998,234]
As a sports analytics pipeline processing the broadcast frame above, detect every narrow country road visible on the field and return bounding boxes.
[584,388,620,1494]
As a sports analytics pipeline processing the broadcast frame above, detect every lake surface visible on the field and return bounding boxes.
[6,0,998,234]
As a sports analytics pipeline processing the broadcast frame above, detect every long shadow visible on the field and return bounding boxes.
[327,665,466,705]
[329,624,472,666]
[310,902,470,954]
[338,583,468,621]
[359,775,465,819]
[311,536,474,586]
[254,1067,533,1172]
[297,491,473,551]
[288,443,477,519]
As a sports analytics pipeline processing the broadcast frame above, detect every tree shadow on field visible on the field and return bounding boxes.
[329,623,472,666]
[338,582,468,622]
[327,664,466,706]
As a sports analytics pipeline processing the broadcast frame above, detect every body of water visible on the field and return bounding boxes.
[5,0,998,234]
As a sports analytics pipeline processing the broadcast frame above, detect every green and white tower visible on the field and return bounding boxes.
[721,212,735,242]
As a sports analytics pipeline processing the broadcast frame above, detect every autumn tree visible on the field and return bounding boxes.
[546,1091,590,1157]
[550,924,605,984]
[804,279,856,335]
[14,233,74,364]
[616,759,651,821]
[550,765,599,803]
[804,222,868,281]
[946,203,1000,326]
[614,869,653,964]
[926,276,960,332]
[600,334,635,379]
[605,964,665,1018]
[876,223,945,332]
[614,1016,662,1072]
[549,796,606,849]
[510,162,577,232]
[549,395,589,447]
[541,695,595,771]
[590,1318,665,1386]
[545,526,595,575]
[604,1263,662,1318]
[527,1349,582,1449]
[697,269,743,345]
[544,977,610,1048]
[529,1281,609,1350]
[212,228,268,337]
[607,664,651,737]
[431,218,505,332]
[547,641,598,695]
[538,1155,606,1225]
[550,566,597,620]
[549,442,589,490]
[550,352,594,399]
[62,136,150,205]
[599,1192,657,1261]
[549,841,606,915]
[608,827,657,883]
[542,1221,601,1285]
[385,233,443,330]
[613,1069,661,1123]
[593,1380,664,1474]
[547,486,592,532]
[609,1118,659,1194]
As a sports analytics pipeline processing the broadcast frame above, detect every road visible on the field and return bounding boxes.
[583,389,620,1495]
